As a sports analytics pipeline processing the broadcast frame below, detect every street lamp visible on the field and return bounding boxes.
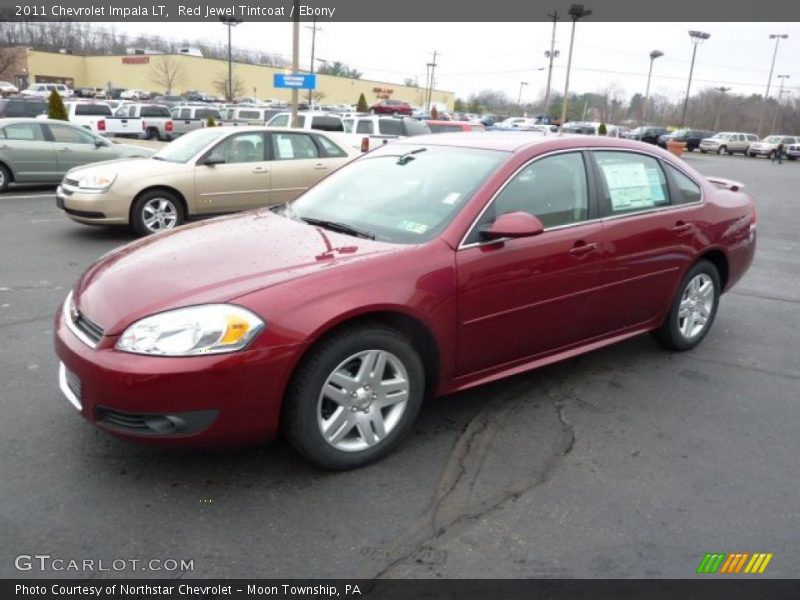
[543,10,560,115]
[517,81,528,114]
[560,4,592,126]
[641,50,663,124]
[680,30,710,128]
[757,34,788,136]
[770,74,790,134]
[220,16,243,102]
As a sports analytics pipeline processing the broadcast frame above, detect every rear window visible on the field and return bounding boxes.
[310,116,344,132]
[428,123,464,134]
[140,105,170,117]
[355,121,374,134]
[0,100,46,117]
[74,104,112,116]
[238,110,261,120]
[378,119,403,136]
[401,119,431,136]
[195,109,221,120]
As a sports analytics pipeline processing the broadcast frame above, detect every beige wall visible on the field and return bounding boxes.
[24,50,454,109]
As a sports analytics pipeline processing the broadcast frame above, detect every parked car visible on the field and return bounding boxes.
[699,132,758,155]
[0,118,153,192]
[369,99,413,116]
[341,115,431,152]
[480,114,509,127]
[560,122,598,135]
[106,103,174,140]
[0,81,19,96]
[120,89,148,100]
[54,134,756,469]
[0,97,47,118]
[226,106,283,126]
[151,95,186,107]
[785,140,800,160]
[622,126,670,145]
[746,135,800,159]
[65,101,113,134]
[56,126,360,235]
[267,111,345,132]
[20,83,61,98]
[657,129,715,151]
[170,105,224,136]
[425,120,485,133]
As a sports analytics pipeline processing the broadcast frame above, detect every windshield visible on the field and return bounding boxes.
[763,136,782,143]
[153,128,226,163]
[285,145,507,244]
[711,133,731,140]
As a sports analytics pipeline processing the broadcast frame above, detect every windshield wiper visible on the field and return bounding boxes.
[300,217,375,240]
[397,147,427,165]
[151,156,166,161]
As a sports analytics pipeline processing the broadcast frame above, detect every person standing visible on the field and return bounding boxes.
[773,141,784,164]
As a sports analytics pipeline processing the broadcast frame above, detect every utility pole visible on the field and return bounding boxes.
[290,0,300,127]
[757,34,788,137]
[770,75,790,134]
[713,86,731,131]
[305,17,322,104]
[543,11,559,115]
[560,4,591,126]
[426,51,438,113]
[220,16,243,102]
[517,81,528,115]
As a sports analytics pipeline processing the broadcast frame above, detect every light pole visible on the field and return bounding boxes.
[642,50,663,124]
[757,34,788,137]
[517,81,528,114]
[713,86,731,131]
[680,30,710,128]
[770,75,790,134]
[543,11,559,115]
[305,17,322,104]
[426,51,438,114]
[560,4,591,126]
[219,16,243,102]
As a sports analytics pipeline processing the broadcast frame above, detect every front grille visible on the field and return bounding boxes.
[96,407,219,436]
[74,311,104,345]
[97,407,153,432]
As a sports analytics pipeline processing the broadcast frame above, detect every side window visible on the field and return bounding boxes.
[595,151,669,215]
[271,133,320,160]
[467,152,589,244]
[2,123,45,141]
[378,119,403,136]
[315,135,347,158]
[664,164,701,205]
[49,125,96,145]
[355,121,374,134]
[209,132,265,164]
[268,114,290,127]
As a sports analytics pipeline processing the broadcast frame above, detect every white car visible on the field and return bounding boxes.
[0,81,19,96]
[21,83,72,98]
[120,89,145,100]
[67,102,113,134]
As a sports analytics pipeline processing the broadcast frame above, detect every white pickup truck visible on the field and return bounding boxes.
[104,103,175,141]
[66,102,114,134]
[169,105,225,136]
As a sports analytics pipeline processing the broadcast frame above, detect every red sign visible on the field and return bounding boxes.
[122,56,150,65]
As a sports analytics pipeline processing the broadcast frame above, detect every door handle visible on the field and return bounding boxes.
[569,241,598,257]
[251,167,268,174]
[671,221,693,234]
[59,147,72,152]
[313,164,328,170]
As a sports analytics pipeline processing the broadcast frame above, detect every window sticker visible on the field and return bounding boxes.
[442,192,461,205]
[397,220,429,234]
[601,162,662,210]
[276,137,294,159]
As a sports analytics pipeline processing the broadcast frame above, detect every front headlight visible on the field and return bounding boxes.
[76,173,117,192]
[116,304,265,356]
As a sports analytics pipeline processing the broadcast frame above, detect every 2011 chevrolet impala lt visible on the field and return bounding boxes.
[54,133,756,469]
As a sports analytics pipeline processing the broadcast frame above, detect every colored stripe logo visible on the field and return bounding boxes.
[697,552,773,574]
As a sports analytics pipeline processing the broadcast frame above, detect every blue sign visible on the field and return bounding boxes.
[273,73,316,90]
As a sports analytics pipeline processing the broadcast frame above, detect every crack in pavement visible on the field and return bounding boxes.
[365,372,577,579]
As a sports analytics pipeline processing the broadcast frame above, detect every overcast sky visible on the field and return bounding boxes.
[113,22,800,102]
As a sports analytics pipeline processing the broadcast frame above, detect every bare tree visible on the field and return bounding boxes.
[213,71,244,101]
[148,55,186,94]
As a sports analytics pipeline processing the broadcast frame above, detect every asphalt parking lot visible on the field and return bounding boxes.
[1,153,798,579]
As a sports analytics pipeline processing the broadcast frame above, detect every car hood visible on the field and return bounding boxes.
[67,156,181,179]
[72,211,402,335]
[749,142,773,149]
[111,143,156,158]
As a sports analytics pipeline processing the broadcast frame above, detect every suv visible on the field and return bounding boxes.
[623,126,670,145]
[267,111,345,132]
[369,99,413,116]
[747,135,800,159]
[785,140,800,161]
[343,115,431,151]
[0,97,47,118]
[657,129,716,151]
[699,132,758,155]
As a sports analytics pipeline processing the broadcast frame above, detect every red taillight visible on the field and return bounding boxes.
[166,121,173,132]
[97,119,105,131]
[360,137,369,153]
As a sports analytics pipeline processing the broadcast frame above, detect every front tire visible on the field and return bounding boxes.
[718,146,727,155]
[130,190,184,236]
[0,163,10,192]
[283,325,425,470]
[653,260,720,351]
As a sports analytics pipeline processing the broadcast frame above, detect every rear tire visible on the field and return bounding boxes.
[0,163,10,193]
[130,190,184,236]
[652,260,720,352]
[147,128,160,141]
[283,325,425,470]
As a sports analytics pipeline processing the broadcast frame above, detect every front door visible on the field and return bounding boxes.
[47,123,116,174]
[267,131,331,205]
[455,151,604,376]
[0,122,57,182]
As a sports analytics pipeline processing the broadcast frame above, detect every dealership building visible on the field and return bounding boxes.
[4,48,455,108]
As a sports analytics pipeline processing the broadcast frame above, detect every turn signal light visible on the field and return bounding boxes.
[360,137,369,153]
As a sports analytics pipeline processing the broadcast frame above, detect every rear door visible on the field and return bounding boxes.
[267,131,330,205]
[0,122,57,182]
[46,123,116,173]
[587,150,698,335]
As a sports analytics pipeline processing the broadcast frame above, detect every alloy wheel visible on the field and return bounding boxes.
[141,197,178,232]
[678,273,714,340]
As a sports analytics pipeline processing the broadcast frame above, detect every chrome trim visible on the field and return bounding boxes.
[63,292,100,349]
[457,146,704,250]
[58,362,82,411]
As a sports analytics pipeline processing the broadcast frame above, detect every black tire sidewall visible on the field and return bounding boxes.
[0,164,10,192]
[662,261,721,351]
[131,190,184,236]
[284,326,425,470]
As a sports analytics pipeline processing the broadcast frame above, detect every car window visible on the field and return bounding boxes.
[180,109,191,119]
[49,124,96,144]
[355,121,374,134]
[316,135,347,158]
[664,164,701,205]
[238,110,261,120]
[267,114,290,127]
[484,152,589,231]
[402,119,430,136]
[196,109,220,120]
[74,104,112,116]
[428,123,463,133]
[209,132,265,164]
[141,105,170,117]
[747,135,758,141]
[310,116,343,132]
[1,123,45,141]
[595,151,669,215]
[378,119,403,136]
[271,133,319,160]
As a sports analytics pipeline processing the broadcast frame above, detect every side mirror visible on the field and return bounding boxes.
[202,154,225,166]
[94,138,109,148]
[479,211,545,241]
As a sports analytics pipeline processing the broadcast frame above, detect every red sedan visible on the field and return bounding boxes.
[369,99,413,116]
[55,134,756,469]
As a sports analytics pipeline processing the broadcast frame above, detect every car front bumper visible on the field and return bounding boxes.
[56,184,132,225]
[54,301,303,447]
